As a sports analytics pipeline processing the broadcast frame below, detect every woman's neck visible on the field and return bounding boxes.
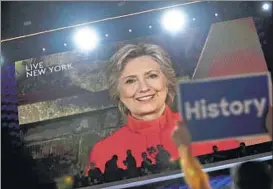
[131,104,166,121]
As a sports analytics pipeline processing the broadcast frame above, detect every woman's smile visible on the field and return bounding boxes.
[135,94,155,102]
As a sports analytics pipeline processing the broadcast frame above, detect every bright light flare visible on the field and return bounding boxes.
[161,10,186,33]
[262,3,271,11]
[74,27,99,51]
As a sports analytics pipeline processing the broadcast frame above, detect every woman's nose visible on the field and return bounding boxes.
[138,79,150,92]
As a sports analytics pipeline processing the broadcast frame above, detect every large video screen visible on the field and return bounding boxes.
[15,16,271,186]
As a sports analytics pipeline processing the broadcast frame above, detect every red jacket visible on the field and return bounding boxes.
[87,105,240,173]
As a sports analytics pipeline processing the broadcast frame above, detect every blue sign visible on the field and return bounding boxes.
[178,73,272,142]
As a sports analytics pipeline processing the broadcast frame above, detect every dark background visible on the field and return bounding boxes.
[1,1,272,73]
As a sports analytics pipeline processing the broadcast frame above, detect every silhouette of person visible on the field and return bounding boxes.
[237,142,247,157]
[104,155,122,182]
[140,152,153,175]
[231,161,272,189]
[88,162,103,184]
[123,150,138,178]
[211,145,226,162]
[212,145,218,153]
[155,145,171,171]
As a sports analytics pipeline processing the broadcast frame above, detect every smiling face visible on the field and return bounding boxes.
[119,56,168,120]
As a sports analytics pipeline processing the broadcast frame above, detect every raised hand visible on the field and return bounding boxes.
[172,121,192,147]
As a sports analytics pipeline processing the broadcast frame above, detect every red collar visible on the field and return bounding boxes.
[126,105,175,135]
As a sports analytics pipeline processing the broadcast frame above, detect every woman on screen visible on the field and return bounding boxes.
[87,44,240,173]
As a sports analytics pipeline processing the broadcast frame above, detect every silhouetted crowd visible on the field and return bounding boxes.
[73,141,272,188]
[73,145,173,188]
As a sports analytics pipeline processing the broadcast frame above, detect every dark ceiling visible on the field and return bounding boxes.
[1,1,185,39]
[1,1,272,69]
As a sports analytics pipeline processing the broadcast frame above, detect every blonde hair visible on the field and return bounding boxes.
[106,43,177,116]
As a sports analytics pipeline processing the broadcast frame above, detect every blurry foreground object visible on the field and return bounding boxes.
[231,161,272,189]
[56,176,74,189]
[172,121,211,189]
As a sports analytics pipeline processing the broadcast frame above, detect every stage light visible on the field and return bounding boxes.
[161,10,185,33]
[42,48,46,52]
[215,13,218,17]
[148,25,152,29]
[192,18,196,21]
[64,43,67,47]
[262,3,271,11]
[129,29,132,32]
[74,27,99,51]
[105,34,109,37]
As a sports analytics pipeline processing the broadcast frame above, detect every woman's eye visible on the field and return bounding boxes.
[149,74,158,79]
[125,79,135,84]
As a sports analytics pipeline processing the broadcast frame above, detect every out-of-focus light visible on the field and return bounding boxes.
[129,29,132,32]
[42,48,46,52]
[65,176,73,184]
[161,10,186,33]
[74,27,99,51]
[148,25,152,29]
[1,56,4,65]
[215,13,218,17]
[192,18,196,21]
[105,34,109,37]
[262,3,271,11]
[64,43,67,47]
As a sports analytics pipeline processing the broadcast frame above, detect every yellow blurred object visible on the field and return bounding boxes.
[178,145,211,189]
[65,176,73,184]
[56,176,74,189]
